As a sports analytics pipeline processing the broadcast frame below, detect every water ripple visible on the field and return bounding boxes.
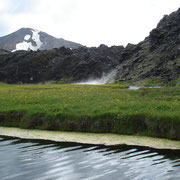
[0,136,179,180]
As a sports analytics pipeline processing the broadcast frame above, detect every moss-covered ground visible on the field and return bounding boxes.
[0,83,179,140]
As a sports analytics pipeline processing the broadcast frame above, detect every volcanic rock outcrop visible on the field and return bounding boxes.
[115,8,180,81]
[0,8,180,84]
[0,45,124,83]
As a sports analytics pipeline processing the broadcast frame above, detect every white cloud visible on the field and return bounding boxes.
[0,0,9,9]
[0,0,179,47]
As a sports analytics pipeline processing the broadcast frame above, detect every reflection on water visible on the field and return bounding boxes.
[0,136,179,180]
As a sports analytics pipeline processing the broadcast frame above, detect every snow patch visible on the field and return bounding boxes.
[31,29,42,50]
[12,29,43,52]
[24,35,30,41]
[15,42,31,51]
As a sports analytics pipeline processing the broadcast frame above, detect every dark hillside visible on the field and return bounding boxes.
[115,8,180,81]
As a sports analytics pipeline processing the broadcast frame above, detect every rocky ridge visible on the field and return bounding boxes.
[116,8,180,81]
[0,45,124,83]
[0,8,180,83]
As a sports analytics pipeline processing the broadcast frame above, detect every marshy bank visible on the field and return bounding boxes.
[0,84,179,140]
[0,127,180,150]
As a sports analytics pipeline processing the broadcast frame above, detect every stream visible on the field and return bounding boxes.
[0,136,179,180]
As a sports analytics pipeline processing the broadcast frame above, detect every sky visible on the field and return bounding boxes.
[0,0,179,47]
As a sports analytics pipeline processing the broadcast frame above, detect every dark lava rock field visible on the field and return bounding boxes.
[0,8,180,84]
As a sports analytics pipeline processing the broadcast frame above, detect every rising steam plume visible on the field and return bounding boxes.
[74,70,117,85]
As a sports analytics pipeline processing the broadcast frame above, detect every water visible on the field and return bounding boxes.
[128,85,161,90]
[0,136,179,180]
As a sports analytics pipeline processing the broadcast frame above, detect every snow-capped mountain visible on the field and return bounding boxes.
[0,28,82,52]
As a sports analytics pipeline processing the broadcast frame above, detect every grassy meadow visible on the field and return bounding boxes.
[0,83,179,140]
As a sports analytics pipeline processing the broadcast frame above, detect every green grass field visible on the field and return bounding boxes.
[0,83,179,140]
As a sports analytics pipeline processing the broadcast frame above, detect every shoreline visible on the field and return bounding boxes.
[0,127,180,150]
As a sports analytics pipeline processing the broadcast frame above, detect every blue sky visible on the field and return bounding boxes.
[0,0,179,47]
[0,0,37,15]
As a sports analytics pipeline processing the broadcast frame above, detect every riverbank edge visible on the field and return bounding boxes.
[0,127,180,150]
[0,110,179,140]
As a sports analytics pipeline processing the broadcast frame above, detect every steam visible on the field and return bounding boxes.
[74,70,117,85]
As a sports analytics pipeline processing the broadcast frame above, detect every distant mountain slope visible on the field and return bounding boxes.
[0,28,82,51]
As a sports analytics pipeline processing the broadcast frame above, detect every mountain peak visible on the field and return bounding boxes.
[0,28,82,51]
